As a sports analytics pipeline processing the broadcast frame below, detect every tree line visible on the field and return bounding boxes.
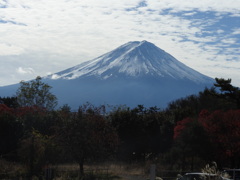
[0,76,240,179]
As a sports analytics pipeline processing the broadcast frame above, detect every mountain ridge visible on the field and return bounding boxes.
[1,40,214,108]
[47,40,212,84]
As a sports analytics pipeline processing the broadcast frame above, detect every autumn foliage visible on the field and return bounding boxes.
[1,77,240,178]
[173,117,193,139]
[173,109,240,168]
[199,109,240,159]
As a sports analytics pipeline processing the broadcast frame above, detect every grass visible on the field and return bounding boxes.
[0,158,218,180]
[54,162,147,180]
[0,159,148,180]
[0,158,27,179]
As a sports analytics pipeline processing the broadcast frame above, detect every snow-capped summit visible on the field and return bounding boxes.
[1,41,214,109]
[48,41,211,84]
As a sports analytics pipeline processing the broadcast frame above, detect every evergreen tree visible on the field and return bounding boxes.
[0,96,19,108]
[214,78,240,108]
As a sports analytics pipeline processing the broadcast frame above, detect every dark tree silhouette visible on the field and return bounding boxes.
[16,76,57,110]
[214,78,240,108]
[57,104,119,178]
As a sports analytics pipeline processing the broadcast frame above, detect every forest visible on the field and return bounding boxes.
[0,77,240,179]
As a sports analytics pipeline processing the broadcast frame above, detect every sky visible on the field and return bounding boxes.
[0,0,240,87]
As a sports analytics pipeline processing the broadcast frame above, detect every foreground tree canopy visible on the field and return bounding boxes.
[214,78,240,108]
[57,103,119,176]
[0,77,240,179]
[16,76,58,110]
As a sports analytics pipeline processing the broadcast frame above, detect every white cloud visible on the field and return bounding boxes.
[17,67,35,75]
[0,0,239,86]
[221,38,237,44]
[233,28,240,35]
[50,74,57,80]
[147,0,240,13]
[0,43,24,55]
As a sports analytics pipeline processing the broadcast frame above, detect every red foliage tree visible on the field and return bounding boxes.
[0,104,14,115]
[173,117,194,139]
[173,115,213,170]
[198,109,240,167]
[16,105,57,137]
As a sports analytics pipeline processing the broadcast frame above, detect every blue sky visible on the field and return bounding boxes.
[0,0,240,86]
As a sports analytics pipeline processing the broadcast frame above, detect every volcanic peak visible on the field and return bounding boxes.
[49,40,212,83]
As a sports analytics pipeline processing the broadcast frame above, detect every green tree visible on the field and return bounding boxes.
[167,95,199,123]
[109,105,173,161]
[18,129,57,178]
[57,103,119,178]
[214,78,240,108]
[16,76,57,110]
[0,96,19,108]
[166,85,238,123]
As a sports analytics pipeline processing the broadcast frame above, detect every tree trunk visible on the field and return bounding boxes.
[29,135,35,180]
[191,156,194,171]
[79,158,84,179]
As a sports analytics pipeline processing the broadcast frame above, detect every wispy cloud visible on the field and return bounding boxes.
[0,0,240,86]
[17,67,35,75]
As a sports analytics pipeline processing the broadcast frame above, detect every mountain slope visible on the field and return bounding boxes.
[44,40,214,108]
[0,41,214,109]
[48,40,211,83]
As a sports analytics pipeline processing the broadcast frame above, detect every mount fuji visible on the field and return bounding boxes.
[0,41,214,109]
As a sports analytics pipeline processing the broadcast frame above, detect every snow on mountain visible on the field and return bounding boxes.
[0,41,214,109]
[48,40,212,84]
